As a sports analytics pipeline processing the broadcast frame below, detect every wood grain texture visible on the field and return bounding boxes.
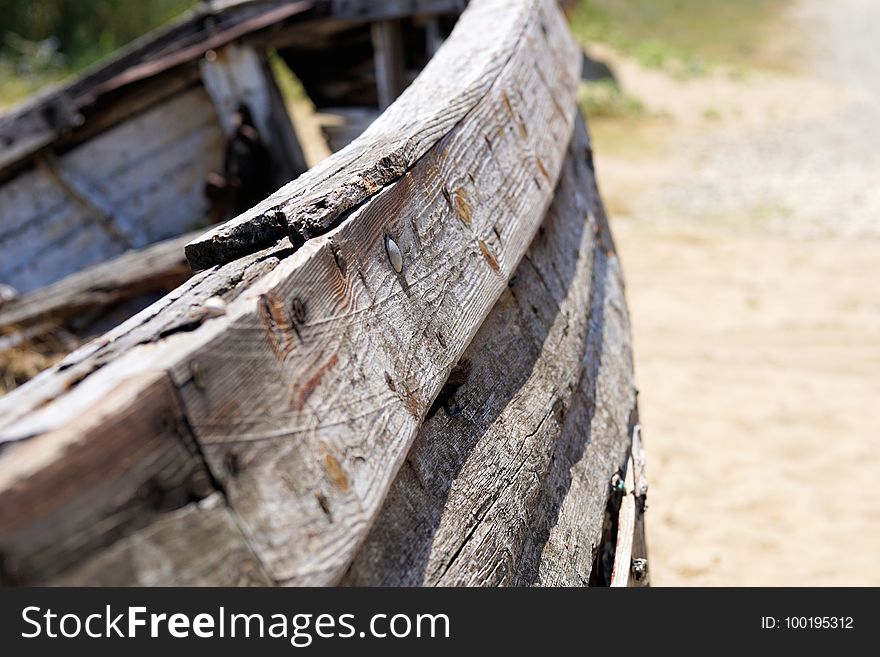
[49,494,272,586]
[0,238,289,439]
[342,117,637,586]
[1,87,223,292]
[0,0,579,587]
[526,159,636,588]
[526,254,634,586]
[169,0,579,585]
[610,456,636,587]
[0,231,196,331]
[185,0,578,269]
[0,0,630,588]
[0,371,214,584]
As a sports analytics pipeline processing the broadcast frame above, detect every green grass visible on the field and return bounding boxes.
[570,0,788,76]
[0,0,197,108]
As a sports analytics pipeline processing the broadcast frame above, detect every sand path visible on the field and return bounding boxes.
[593,0,880,585]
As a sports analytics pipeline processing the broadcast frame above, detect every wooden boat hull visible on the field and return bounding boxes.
[0,0,647,587]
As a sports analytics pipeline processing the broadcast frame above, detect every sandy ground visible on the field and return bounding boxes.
[592,0,880,585]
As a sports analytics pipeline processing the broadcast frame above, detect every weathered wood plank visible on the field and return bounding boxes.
[49,494,272,587]
[0,0,580,587]
[0,92,83,174]
[36,154,136,249]
[200,42,307,186]
[342,119,600,585]
[371,20,406,110]
[526,187,637,586]
[610,456,636,587]
[0,1,317,175]
[165,0,579,585]
[60,86,225,245]
[342,117,637,586]
[0,238,290,437]
[0,0,610,588]
[46,67,204,167]
[0,231,196,331]
[0,174,128,295]
[1,87,224,292]
[185,0,579,269]
[0,370,214,584]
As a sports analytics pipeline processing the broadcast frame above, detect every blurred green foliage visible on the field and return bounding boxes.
[570,0,784,77]
[0,0,196,105]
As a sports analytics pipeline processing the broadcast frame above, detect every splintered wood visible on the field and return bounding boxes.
[0,0,639,587]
